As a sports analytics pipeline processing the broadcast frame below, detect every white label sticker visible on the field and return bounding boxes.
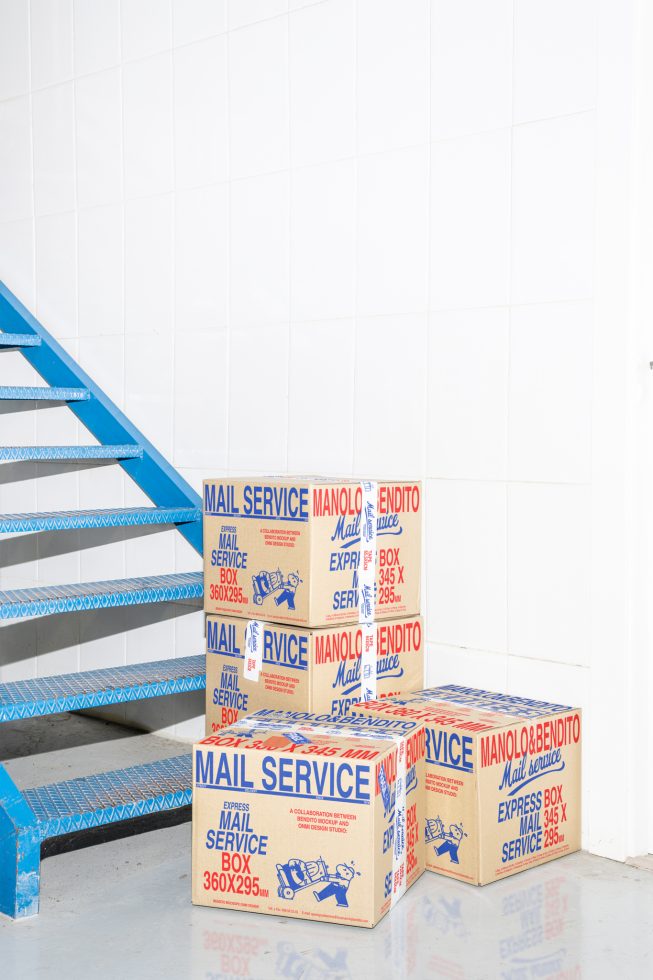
[360,622,377,702]
[358,480,377,624]
[244,620,264,681]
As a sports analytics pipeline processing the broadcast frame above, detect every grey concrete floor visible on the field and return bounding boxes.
[1,714,652,980]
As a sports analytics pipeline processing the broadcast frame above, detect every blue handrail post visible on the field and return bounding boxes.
[0,764,41,918]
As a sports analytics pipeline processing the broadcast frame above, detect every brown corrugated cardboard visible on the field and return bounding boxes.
[192,710,426,927]
[351,685,581,885]
[205,614,424,735]
[203,477,421,627]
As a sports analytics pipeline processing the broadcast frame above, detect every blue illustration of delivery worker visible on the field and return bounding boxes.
[313,863,355,908]
[428,817,466,865]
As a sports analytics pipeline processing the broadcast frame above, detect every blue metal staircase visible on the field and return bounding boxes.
[0,280,204,918]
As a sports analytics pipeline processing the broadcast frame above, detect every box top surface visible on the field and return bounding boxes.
[195,708,423,759]
[357,685,575,731]
[203,475,420,487]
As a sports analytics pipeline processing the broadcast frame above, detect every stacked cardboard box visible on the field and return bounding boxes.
[194,476,426,924]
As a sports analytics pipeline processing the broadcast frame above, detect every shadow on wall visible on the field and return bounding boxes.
[0,522,177,569]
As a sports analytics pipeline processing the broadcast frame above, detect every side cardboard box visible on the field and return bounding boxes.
[351,685,581,885]
[192,710,427,928]
[203,477,421,627]
[205,614,424,735]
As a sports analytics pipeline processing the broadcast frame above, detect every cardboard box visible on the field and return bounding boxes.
[205,613,424,735]
[192,709,427,927]
[203,477,422,627]
[351,685,582,885]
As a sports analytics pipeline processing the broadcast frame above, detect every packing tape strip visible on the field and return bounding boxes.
[236,714,408,909]
[244,620,264,681]
[360,622,377,702]
[358,480,377,625]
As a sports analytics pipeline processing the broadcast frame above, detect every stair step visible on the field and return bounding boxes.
[0,506,202,534]
[0,444,143,462]
[23,753,192,842]
[0,571,203,619]
[0,333,41,348]
[0,655,204,722]
[0,385,90,401]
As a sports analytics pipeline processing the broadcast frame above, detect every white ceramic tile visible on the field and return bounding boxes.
[287,319,355,474]
[78,333,125,408]
[230,171,289,326]
[508,483,591,666]
[228,324,289,470]
[73,0,120,75]
[290,158,355,321]
[121,0,172,62]
[507,657,589,713]
[354,314,427,477]
[35,211,77,339]
[228,16,288,178]
[430,0,513,140]
[78,204,123,337]
[122,53,173,199]
[228,0,286,30]
[428,307,509,480]
[424,641,508,692]
[124,194,173,334]
[75,69,123,209]
[31,0,73,89]
[289,0,354,167]
[427,479,507,653]
[173,331,229,469]
[32,83,76,217]
[36,617,79,677]
[511,112,595,305]
[0,219,35,307]
[0,97,32,223]
[357,145,429,316]
[513,0,597,124]
[509,301,593,484]
[125,333,174,456]
[173,35,228,189]
[0,0,29,100]
[173,0,226,45]
[175,184,228,332]
[0,625,37,683]
[430,128,511,310]
[79,615,126,672]
[357,0,429,154]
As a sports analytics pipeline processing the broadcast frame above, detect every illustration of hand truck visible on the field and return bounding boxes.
[252,569,301,610]
[276,857,329,899]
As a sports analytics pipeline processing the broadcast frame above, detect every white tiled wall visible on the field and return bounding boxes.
[0,0,642,855]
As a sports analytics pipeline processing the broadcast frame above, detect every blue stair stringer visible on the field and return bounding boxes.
[0,280,205,918]
[0,756,192,918]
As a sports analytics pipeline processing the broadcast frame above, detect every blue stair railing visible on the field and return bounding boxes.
[0,280,205,918]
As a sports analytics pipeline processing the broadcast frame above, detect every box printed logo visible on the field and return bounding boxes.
[425,816,468,866]
[252,568,302,611]
[276,857,361,908]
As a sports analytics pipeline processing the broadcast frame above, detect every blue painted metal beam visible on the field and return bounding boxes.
[0,755,192,918]
[0,445,142,462]
[0,283,202,554]
[0,385,89,401]
[0,333,41,348]
[0,505,201,534]
[0,571,203,619]
[0,655,205,722]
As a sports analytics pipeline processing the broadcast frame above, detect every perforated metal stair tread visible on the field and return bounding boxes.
[0,655,205,722]
[0,386,90,401]
[0,333,41,348]
[0,506,201,534]
[23,754,192,841]
[0,445,143,462]
[0,571,204,619]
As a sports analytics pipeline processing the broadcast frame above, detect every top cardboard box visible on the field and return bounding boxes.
[203,477,422,627]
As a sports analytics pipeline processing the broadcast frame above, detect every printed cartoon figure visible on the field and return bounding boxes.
[276,858,358,908]
[252,569,301,610]
[313,863,355,908]
[425,816,467,865]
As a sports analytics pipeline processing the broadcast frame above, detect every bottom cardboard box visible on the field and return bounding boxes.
[192,710,426,927]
